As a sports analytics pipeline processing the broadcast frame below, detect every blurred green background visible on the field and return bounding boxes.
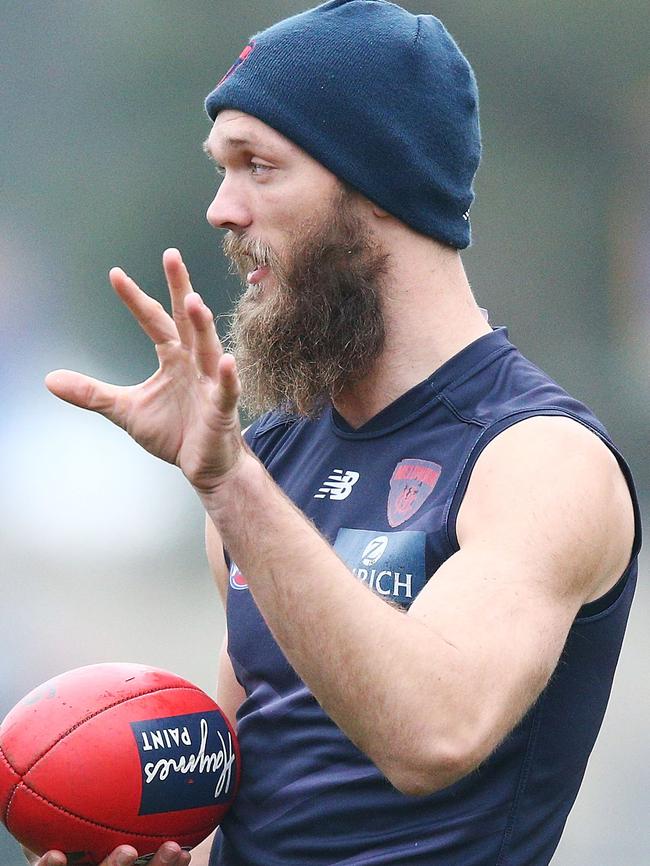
[1,2,648,864]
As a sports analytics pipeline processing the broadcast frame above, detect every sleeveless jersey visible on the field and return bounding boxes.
[210,327,641,866]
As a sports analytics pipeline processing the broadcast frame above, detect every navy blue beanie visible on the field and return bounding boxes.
[205,0,481,249]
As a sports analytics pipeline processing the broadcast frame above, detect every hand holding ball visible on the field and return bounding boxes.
[0,664,240,864]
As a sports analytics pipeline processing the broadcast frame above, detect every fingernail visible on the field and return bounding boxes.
[116,851,136,866]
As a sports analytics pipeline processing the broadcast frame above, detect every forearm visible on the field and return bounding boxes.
[199,453,467,794]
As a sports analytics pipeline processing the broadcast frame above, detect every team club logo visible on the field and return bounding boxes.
[229,561,248,591]
[314,469,360,500]
[387,458,441,527]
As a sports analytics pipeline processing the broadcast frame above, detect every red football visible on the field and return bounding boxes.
[0,663,240,864]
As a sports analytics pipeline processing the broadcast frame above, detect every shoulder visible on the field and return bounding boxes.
[245,409,303,440]
[457,415,636,604]
[243,409,308,455]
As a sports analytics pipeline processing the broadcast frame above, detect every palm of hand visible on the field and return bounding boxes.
[45,249,242,493]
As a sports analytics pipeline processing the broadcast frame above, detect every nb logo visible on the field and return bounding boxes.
[314,469,360,501]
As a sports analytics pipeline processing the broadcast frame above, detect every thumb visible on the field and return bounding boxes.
[45,369,125,425]
[21,847,66,866]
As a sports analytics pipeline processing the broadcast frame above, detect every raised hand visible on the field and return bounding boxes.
[45,249,243,494]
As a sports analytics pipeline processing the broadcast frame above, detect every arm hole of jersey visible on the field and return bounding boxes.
[444,408,642,617]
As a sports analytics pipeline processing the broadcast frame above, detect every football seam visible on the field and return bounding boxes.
[8,781,218,841]
[0,740,20,777]
[23,685,203,775]
[0,742,21,824]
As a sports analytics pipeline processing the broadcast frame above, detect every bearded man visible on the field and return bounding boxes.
[33,2,639,866]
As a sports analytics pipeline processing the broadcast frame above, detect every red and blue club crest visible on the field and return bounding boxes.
[387,459,441,527]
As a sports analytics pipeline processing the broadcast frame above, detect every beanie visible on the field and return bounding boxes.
[205,0,481,249]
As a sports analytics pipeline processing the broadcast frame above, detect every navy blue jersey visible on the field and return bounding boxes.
[210,327,640,866]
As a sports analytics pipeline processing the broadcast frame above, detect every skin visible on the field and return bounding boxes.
[24,841,191,866]
[35,111,635,861]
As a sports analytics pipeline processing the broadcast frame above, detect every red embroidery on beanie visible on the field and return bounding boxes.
[216,41,255,89]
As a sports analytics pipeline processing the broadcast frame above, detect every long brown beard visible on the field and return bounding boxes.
[223,190,388,417]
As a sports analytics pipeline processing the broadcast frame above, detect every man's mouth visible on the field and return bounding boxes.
[246,263,271,285]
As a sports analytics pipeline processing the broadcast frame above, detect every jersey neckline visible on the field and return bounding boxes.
[329,327,512,440]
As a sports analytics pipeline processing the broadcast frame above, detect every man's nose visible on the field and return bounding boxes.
[206,176,252,231]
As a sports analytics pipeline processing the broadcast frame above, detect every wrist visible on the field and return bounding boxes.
[195,447,267,518]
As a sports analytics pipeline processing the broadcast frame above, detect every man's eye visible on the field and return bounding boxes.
[250,161,272,175]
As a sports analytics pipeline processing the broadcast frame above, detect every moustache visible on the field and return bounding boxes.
[222,232,279,282]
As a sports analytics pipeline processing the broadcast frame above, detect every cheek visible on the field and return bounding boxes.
[256,180,330,233]
[251,197,292,248]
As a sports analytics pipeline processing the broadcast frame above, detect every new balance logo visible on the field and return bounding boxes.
[314,469,360,500]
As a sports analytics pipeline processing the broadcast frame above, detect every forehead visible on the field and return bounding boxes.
[206,109,303,158]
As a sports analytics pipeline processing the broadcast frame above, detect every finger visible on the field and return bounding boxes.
[139,841,191,866]
[109,267,177,346]
[185,292,223,379]
[30,852,66,866]
[163,248,195,349]
[45,369,128,425]
[216,353,241,416]
[101,845,138,866]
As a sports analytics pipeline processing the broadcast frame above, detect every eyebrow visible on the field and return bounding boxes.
[202,135,259,160]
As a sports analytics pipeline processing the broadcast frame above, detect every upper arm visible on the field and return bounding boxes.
[407,415,635,765]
